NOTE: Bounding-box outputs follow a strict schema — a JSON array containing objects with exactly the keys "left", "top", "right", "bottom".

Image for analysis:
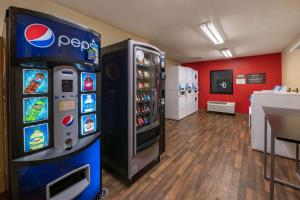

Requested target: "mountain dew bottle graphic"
[
  {"left": 26, "top": 100, "right": 45, "bottom": 123},
  {"left": 29, "top": 128, "right": 45, "bottom": 151}
]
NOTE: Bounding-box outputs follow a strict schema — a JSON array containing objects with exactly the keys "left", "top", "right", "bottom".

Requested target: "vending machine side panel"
[
  {"left": 4, "top": 11, "right": 16, "bottom": 198},
  {"left": 0, "top": 18, "right": 9, "bottom": 198},
  {"left": 101, "top": 40, "right": 130, "bottom": 178}
]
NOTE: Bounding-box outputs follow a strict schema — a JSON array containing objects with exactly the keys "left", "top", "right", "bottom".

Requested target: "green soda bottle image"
[
  {"left": 26, "top": 99, "right": 45, "bottom": 123},
  {"left": 29, "top": 128, "right": 45, "bottom": 151}
]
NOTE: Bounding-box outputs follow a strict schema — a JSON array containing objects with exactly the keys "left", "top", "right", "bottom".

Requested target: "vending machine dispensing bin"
[{"left": 2, "top": 7, "right": 101, "bottom": 200}]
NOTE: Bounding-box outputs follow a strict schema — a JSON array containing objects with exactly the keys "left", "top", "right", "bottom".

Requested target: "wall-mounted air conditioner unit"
[{"left": 207, "top": 101, "right": 236, "bottom": 114}]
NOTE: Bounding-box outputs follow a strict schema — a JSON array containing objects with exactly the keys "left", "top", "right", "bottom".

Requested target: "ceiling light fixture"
[
  {"left": 221, "top": 49, "right": 233, "bottom": 58},
  {"left": 200, "top": 22, "right": 224, "bottom": 45}
]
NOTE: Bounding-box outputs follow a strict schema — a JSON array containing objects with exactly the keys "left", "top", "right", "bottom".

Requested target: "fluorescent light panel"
[
  {"left": 201, "top": 22, "right": 224, "bottom": 45},
  {"left": 221, "top": 49, "right": 232, "bottom": 58}
]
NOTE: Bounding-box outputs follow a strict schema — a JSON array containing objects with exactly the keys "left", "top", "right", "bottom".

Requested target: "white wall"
[{"left": 282, "top": 34, "right": 300, "bottom": 90}]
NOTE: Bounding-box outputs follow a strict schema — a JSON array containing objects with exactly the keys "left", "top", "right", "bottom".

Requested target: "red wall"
[{"left": 183, "top": 53, "right": 282, "bottom": 113}]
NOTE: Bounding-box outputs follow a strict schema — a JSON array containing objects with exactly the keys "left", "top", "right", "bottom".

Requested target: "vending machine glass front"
[{"left": 135, "top": 48, "right": 160, "bottom": 130}]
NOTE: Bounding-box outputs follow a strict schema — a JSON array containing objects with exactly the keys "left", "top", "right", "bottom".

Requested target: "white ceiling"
[{"left": 53, "top": 0, "right": 300, "bottom": 62}]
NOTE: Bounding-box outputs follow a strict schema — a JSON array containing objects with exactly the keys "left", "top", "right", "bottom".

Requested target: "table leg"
[
  {"left": 264, "top": 116, "right": 268, "bottom": 178},
  {"left": 270, "top": 132, "right": 275, "bottom": 200}
]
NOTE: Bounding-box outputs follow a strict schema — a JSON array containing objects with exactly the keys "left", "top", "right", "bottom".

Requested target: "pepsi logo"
[
  {"left": 24, "top": 24, "right": 55, "bottom": 48},
  {"left": 62, "top": 115, "right": 74, "bottom": 127}
]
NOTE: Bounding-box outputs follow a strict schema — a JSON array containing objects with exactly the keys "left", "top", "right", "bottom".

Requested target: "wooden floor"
[{"left": 102, "top": 111, "right": 300, "bottom": 200}]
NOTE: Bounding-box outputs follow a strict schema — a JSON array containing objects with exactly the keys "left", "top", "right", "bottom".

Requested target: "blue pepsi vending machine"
[{"left": 2, "top": 7, "right": 101, "bottom": 200}]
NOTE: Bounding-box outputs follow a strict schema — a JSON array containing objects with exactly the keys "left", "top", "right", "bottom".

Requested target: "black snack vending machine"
[
  {"left": 2, "top": 7, "right": 101, "bottom": 199},
  {"left": 102, "top": 39, "right": 166, "bottom": 182}
]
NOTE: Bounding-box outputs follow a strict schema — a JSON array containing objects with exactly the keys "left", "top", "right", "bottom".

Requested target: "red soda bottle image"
[{"left": 84, "top": 73, "right": 93, "bottom": 91}]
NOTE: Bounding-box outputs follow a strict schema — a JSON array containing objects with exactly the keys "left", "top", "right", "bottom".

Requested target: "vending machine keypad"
[{"left": 53, "top": 66, "right": 78, "bottom": 150}]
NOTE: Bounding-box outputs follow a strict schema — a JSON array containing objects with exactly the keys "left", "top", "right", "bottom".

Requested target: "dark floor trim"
[
  {"left": 206, "top": 111, "right": 236, "bottom": 116},
  {"left": 0, "top": 191, "right": 7, "bottom": 200}
]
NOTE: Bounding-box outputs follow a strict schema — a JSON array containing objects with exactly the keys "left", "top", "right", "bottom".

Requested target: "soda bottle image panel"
[
  {"left": 23, "top": 123, "right": 49, "bottom": 153},
  {"left": 81, "top": 72, "right": 96, "bottom": 92},
  {"left": 81, "top": 93, "right": 96, "bottom": 113},
  {"left": 87, "top": 39, "right": 99, "bottom": 63},
  {"left": 81, "top": 114, "right": 97, "bottom": 136},
  {"left": 23, "top": 69, "right": 48, "bottom": 94},
  {"left": 23, "top": 97, "right": 48, "bottom": 124}
]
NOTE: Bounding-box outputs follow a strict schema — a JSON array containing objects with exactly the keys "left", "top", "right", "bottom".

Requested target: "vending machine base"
[
  {"left": 103, "top": 155, "right": 160, "bottom": 184},
  {"left": 14, "top": 138, "right": 101, "bottom": 200}
]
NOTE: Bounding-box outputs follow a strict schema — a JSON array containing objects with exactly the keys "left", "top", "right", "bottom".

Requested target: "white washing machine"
[
  {"left": 165, "top": 90, "right": 187, "bottom": 120},
  {"left": 165, "top": 66, "right": 187, "bottom": 120}
]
